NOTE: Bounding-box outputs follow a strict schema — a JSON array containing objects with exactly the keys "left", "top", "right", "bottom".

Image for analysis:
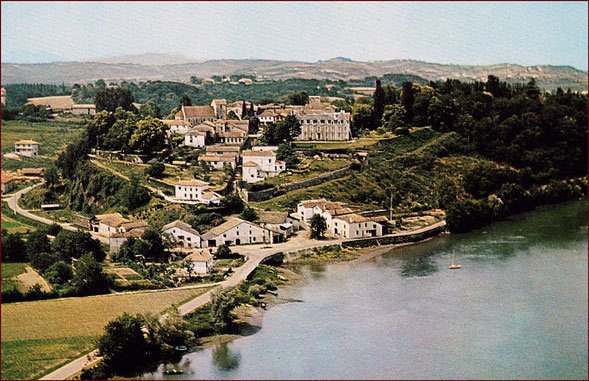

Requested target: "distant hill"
[
  {"left": 82, "top": 53, "right": 202, "bottom": 66},
  {"left": 2, "top": 54, "right": 587, "bottom": 91}
]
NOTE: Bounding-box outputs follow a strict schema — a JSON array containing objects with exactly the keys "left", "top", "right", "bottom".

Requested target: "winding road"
[{"left": 8, "top": 181, "right": 446, "bottom": 379}]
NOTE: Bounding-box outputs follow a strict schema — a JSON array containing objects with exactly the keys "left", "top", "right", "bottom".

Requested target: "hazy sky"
[{"left": 2, "top": 1, "right": 587, "bottom": 70}]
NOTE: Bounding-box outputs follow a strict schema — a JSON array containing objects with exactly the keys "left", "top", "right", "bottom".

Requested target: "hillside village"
[{"left": 1, "top": 73, "right": 586, "bottom": 381}]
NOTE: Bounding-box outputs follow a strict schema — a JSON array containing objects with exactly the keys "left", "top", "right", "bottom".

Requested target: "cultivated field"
[
  {"left": 1, "top": 120, "right": 86, "bottom": 171},
  {"left": 263, "top": 157, "right": 350, "bottom": 186},
  {"left": 1, "top": 287, "right": 212, "bottom": 380}
]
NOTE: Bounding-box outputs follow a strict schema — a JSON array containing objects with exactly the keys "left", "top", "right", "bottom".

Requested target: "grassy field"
[
  {"left": 292, "top": 134, "right": 393, "bottom": 152},
  {"left": 1, "top": 336, "right": 97, "bottom": 380},
  {"left": 262, "top": 157, "right": 350, "bottom": 186},
  {"left": 1, "top": 120, "right": 86, "bottom": 172},
  {"left": 1, "top": 286, "right": 212, "bottom": 380},
  {"left": 1, "top": 120, "right": 86, "bottom": 156},
  {"left": 1, "top": 201, "right": 40, "bottom": 233},
  {"left": 1, "top": 262, "right": 28, "bottom": 292}
]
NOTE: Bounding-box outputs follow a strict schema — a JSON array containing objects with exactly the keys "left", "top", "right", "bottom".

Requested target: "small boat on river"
[{"left": 449, "top": 252, "right": 461, "bottom": 269}]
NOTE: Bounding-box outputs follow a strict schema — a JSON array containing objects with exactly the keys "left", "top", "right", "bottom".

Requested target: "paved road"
[
  {"left": 4, "top": 182, "right": 110, "bottom": 244},
  {"left": 30, "top": 192, "right": 445, "bottom": 380}
]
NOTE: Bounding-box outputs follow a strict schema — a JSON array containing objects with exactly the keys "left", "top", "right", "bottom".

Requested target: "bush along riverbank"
[{"left": 78, "top": 265, "right": 287, "bottom": 380}]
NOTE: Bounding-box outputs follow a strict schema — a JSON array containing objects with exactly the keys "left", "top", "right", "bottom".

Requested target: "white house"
[
  {"left": 241, "top": 150, "right": 285, "bottom": 183},
  {"left": 163, "top": 119, "right": 192, "bottom": 134},
  {"left": 1, "top": 172, "right": 14, "bottom": 194},
  {"left": 252, "top": 145, "right": 279, "bottom": 152},
  {"left": 94, "top": 213, "right": 130, "bottom": 237},
  {"left": 331, "top": 213, "right": 383, "bottom": 239},
  {"left": 296, "top": 199, "right": 350, "bottom": 224},
  {"left": 184, "top": 130, "right": 206, "bottom": 147},
  {"left": 14, "top": 140, "right": 39, "bottom": 157},
  {"left": 205, "top": 145, "right": 241, "bottom": 157},
  {"left": 72, "top": 104, "right": 97, "bottom": 116},
  {"left": 294, "top": 108, "right": 351, "bottom": 141},
  {"left": 175, "top": 105, "right": 216, "bottom": 125},
  {"left": 162, "top": 220, "right": 201, "bottom": 249},
  {"left": 174, "top": 180, "right": 221, "bottom": 204},
  {"left": 184, "top": 249, "right": 214, "bottom": 275},
  {"left": 201, "top": 217, "right": 283, "bottom": 247},
  {"left": 198, "top": 154, "right": 236, "bottom": 170},
  {"left": 219, "top": 131, "right": 246, "bottom": 145}
]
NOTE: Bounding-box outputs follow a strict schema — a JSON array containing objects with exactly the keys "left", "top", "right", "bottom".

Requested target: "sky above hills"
[{"left": 2, "top": 1, "right": 587, "bottom": 70}]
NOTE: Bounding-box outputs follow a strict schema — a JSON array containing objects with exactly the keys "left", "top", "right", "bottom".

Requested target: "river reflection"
[
  {"left": 140, "top": 199, "right": 587, "bottom": 380},
  {"left": 212, "top": 343, "right": 241, "bottom": 371}
]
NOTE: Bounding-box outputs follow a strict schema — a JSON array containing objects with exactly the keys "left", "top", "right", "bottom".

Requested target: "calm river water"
[{"left": 142, "top": 199, "right": 588, "bottom": 380}]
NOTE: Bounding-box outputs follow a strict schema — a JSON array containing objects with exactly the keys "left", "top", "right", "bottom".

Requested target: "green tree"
[
  {"left": 97, "top": 313, "right": 150, "bottom": 371},
  {"left": 52, "top": 230, "right": 105, "bottom": 262},
  {"left": 351, "top": 104, "right": 374, "bottom": 134},
  {"left": 25, "top": 230, "right": 52, "bottom": 260},
  {"left": 276, "top": 142, "right": 298, "bottom": 168},
  {"left": 382, "top": 104, "right": 406, "bottom": 130},
  {"left": 215, "top": 244, "right": 232, "bottom": 259},
  {"left": 72, "top": 253, "right": 111, "bottom": 295},
  {"left": 1, "top": 231, "right": 26, "bottom": 262},
  {"left": 141, "top": 228, "right": 167, "bottom": 261},
  {"left": 179, "top": 94, "right": 192, "bottom": 107},
  {"left": 210, "top": 288, "right": 239, "bottom": 331},
  {"left": 310, "top": 214, "right": 327, "bottom": 239},
  {"left": 400, "top": 82, "right": 415, "bottom": 124},
  {"left": 247, "top": 116, "right": 260, "bottom": 134},
  {"left": 129, "top": 117, "right": 168, "bottom": 154},
  {"left": 139, "top": 101, "right": 162, "bottom": 119},
  {"left": 145, "top": 162, "right": 165, "bottom": 178},
  {"left": 227, "top": 110, "right": 239, "bottom": 120},
  {"left": 286, "top": 91, "right": 308, "bottom": 106},
  {"left": 120, "top": 175, "right": 151, "bottom": 211},
  {"left": 44, "top": 261, "right": 73, "bottom": 285},
  {"left": 47, "top": 223, "right": 63, "bottom": 237},
  {"left": 30, "top": 252, "right": 60, "bottom": 273},
  {"left": 44, "top": 165, "right": 60, "bottom": 190},
  {"left": 273, "top": 115, "right": 301, "bottom": 143},
  {"left": 95, "top": 87, "right": 135, "bottom": 113},
  {"left": 373, "top": 79, "right": 385, "bottom": 127},
  {"left": 240, "top": 207, "right": 258, "bottom": 222}
]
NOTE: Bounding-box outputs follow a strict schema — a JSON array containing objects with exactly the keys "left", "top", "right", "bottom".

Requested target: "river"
[{"left": 141, "top": 199, "right": 588, "bottom": 380}]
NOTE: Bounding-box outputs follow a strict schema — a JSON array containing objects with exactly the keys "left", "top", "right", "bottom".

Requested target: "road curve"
[{"left": 4, "top": 182, "right": 110, "bottom": 244}]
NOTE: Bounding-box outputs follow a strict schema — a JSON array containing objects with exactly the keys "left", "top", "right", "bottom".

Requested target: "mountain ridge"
[{"left": 1, "top": 54, "right": 586, "bottom": 91}]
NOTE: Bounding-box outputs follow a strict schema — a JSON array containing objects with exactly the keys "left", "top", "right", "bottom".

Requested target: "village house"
[
  {"left": 293, "top": 96, "right": 351, "bottom": 141},
  {"left": 210, "top": 99, "right": 227, "bottom": 119},
  {"left": 258, "top": 109, "right": 293, "bottom": 126},
  {"left": 184, "top": 249, "right": 214, "bottom": 275},
  {"left": 296, "top": 198, "right": 385, "bottom": 238},
  {"left": 296, "top": 199, "right": 351, "bottom": 224},
  {"left": 109, "top": 229, "right": 144, "bottom": 254},
  {"left": 252, "top": 145, "right": 279, "bottom": 152},
  {"left": 162, "top": 220, "right": 202, "bottom": 249},
  {"left": 162, "top": 119, "right": 192, "bottom": 134},
  {"left": 174, "top": 179, "right": 221, "bottom": 204},
  {"left": 219, "top": 131, "right": 246, "bottom": 145},
  {"left": 205, "top": 145, "right": 241, "bottom": 157},
  {"left": 198, "top": 154, "right": 236, "bottom": 170},
  {"left": 254, "top": 210, "right": 296, "bottom": 237},
  {"left": 201, "top": 217, "right": 284, "bottom": 247},
  {"left": 175, "top": 105, "right": 216, "bottom": 125},
  {"left": 14, "top": 140, "right": 40, "bottom": 157},
  {"left": 241, "top": 150, "right": 285, "bottom": 183},
  {"left": 331, "top": 213, "right": 384, "bottom": 239},
  {"left": 94, "top": 213, "right": 131, "bottom": 237},
  {"left": 71, "top": 104, "right": 97, "bottom": 116},
  {"left": 1, "top": 87, "right": 6, "bottom": 105},
  {"left": 20, "top": 168, "right": 44, "bottom": 177},
  {"left": 1, "top": 172, "right": 14, "bottom": 194},
  {"left": 226, "top": 101, "right": 251, "bottom": 119},
  {"left": 184, "top": 130, "right": 206, "bottom": 147}
]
